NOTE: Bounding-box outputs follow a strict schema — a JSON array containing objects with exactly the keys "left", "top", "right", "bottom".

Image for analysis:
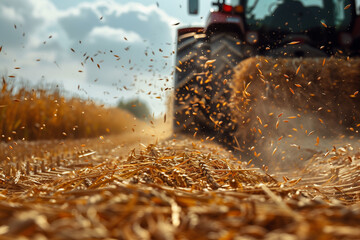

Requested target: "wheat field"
[{"left": 0, "top": 75, "right": 134, "bottom": 141}]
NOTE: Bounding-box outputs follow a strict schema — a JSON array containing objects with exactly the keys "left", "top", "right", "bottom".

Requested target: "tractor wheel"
[
  {"left": 174, "top": 32, "right": 209, "bottom": 135},
  {"left": 208, "top": 33, "right": 244, "bottom": 144},
  {"left": 174, "top": 32, "right": 243, "bottom": 145}
]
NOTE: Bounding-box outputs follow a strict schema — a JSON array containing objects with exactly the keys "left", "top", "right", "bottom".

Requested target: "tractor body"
[{"left": 174, "top": 0, "right": 360, "bottom": 148}]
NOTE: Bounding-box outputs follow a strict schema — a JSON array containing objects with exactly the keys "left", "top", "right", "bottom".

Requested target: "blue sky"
[
  {"left": 0, "top": 0, "right": 211, "bottom": 116},
  {"left": 1, "top": 0, "right": 360, "bottom": 116}
]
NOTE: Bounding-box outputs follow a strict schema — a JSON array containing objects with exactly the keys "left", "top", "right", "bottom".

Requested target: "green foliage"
[{"left": 117, "top": 98, "right": 150, "bottom": 119}]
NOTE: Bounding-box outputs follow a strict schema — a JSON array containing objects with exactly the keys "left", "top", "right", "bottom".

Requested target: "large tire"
[
  {"left": 174, "top": 32, "right": 210, "bottom": 134},
  {"left": 208, "top": 33, "right": 244, "bottom": 145},
  {"left": 174, "top": 32, "right": 243, "bottom": 145}
]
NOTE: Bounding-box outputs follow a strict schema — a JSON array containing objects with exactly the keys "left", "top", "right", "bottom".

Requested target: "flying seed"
[
  {"left": 291, "top": 144, "right": 300, "bottom": 149},
  {"left": 289, "top": 87, "right": 294, "bottom": 94},
  {"left": 288, "top": 41, "right": 300, "bottom": 45},
  {"left": 205, "top": 59, "right": 216, "bottom": 68},
  {"left": 175, "top": 66, "right": 182, "bottom": 72},
  {"left": 272, "top": 147, "right": 277, "bottom": 155},
  {"left": 315, "top": 136, "right": 320, "bottom": 146},
  {"left": 256, "top": 116, "right": 262, "bottom": 125}
]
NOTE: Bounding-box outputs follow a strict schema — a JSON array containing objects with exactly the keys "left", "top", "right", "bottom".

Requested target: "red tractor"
[{"left": 174, "top": 0, "right": 360, "bottom": 145}]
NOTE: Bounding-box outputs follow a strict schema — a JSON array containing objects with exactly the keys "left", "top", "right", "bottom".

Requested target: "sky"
[
  {"left": 0, "top": 0, "right": 212, "bottom": 116},
  {"left": 2, "top": 0, "right": 358, "bottom": 116}
]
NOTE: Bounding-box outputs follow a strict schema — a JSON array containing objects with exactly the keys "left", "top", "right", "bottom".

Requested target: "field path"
[{"left": 1, "top": 120, "right": 360, "bottom": 239}]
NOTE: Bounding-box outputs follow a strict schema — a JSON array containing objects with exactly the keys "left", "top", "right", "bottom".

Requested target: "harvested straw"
[{"left": 0, "top": 138, "right": 359, "bottom": 239}]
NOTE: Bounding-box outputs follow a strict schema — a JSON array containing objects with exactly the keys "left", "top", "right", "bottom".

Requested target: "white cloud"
[
  {"left": 1, "top": 6, "right": 25, "bottom": 23},
  {"left": 89, "top": 26, "right": 142, "bottom": 43},
  {"left": 29, "top": 0, "right": 59, "bottom": 25},
  {"left": 0, "top": 0, "right": 176, "bottom": 116},
  {"left": 59, "top": 0, "right": 178, "bottom": 24},
  {"left": 58, "top": 0, "right": 178, "bottom": 43}
]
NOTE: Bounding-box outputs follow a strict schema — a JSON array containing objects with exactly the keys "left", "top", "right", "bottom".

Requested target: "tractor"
[{"left": 174, "top": 0, "right": 360, "bottom": 148}]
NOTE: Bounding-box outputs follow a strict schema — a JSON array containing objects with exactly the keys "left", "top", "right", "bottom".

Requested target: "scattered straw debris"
[
  {"left": 230, "top": 57, "right": 360, "bottom": 165},
  {"left": 0, "top": 137, "right": 359, "bottom": 239}
]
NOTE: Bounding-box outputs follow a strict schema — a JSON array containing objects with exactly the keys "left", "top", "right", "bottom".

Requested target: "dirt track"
[{"left": 1, "top": 118, "right": 360, "bottom": 239}]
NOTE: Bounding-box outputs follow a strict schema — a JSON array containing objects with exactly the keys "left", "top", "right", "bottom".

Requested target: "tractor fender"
[{"left": 205, "top": 11, "right": 245, "bottom": 37}]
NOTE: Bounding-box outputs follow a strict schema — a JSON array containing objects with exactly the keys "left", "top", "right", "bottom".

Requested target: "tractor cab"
[
  {"left": 243, "top": 0, "right": 356, "bottom": 56},
  {"left": 243, "top": 0, "right": 354, "bottom": 32},
  {"left": 189, "top": 0, "right": 358, "bottom": 56}
]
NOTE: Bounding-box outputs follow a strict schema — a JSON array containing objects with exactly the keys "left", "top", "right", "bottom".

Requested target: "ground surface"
[
  {"left": 1, "top": 57, "right": 360, "bottom": 239},
  {"left": 1, "top": 118, "right": 360, "bottom": 239}
]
